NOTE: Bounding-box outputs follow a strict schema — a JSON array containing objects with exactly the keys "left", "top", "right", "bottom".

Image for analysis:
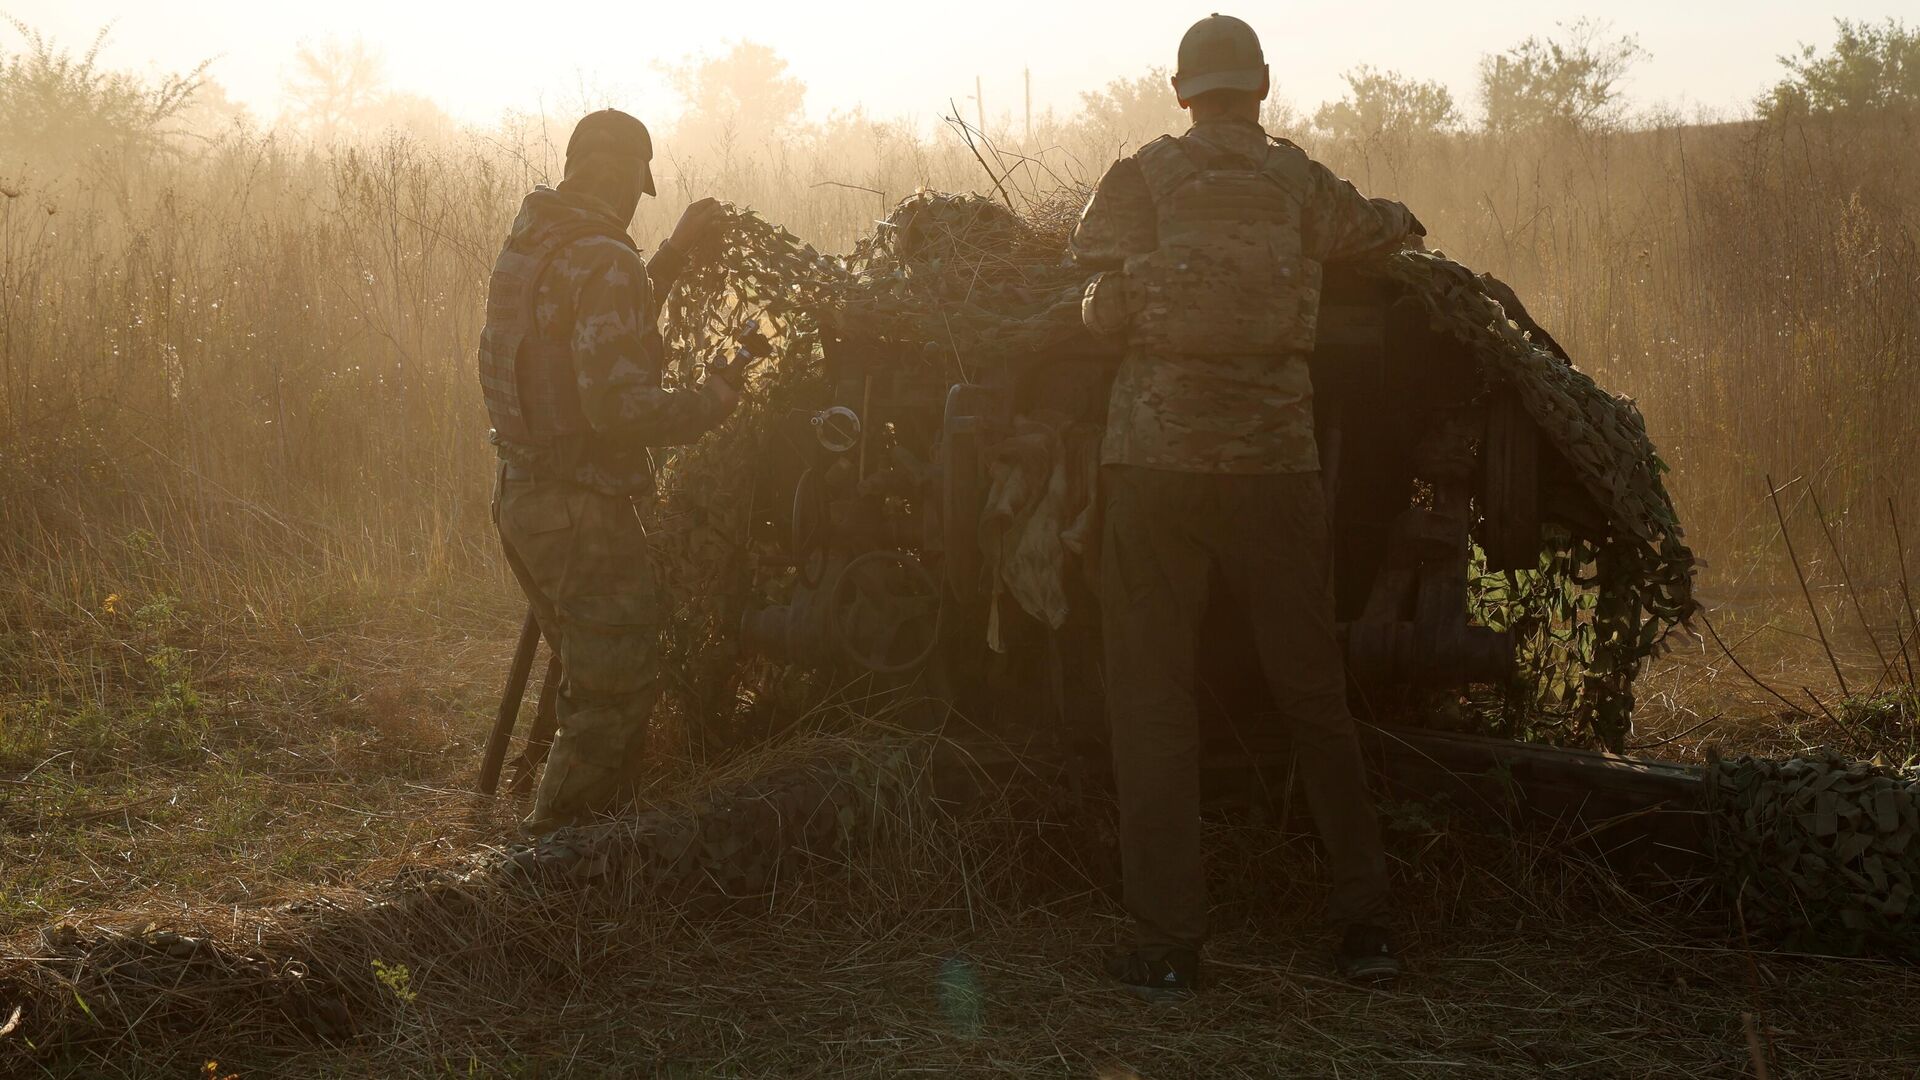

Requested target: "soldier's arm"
[
  {"left": 1069, "top": 158, "right": 1158, "bottom": 270},
  {"left": 1301, "top": 160, "right": 1424, "bottom": 264},
  {"left": 643, "top": 240, "right": 689, "bottom": 322},
  {"left": 569, "top": 238, "right": 725, "bottom": 448}
]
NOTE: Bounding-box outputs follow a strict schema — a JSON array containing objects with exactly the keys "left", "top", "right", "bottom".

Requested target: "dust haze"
[{"left": 3, "top": 8, "right": 1920, "bottom": 1076}]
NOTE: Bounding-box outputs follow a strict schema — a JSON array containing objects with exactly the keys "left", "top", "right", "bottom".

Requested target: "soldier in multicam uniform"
[
  {"left": 478, "top": 109, "right": 741, "bottom": 835},
  {"left": 1072, "top": 15, "right": 1425, "bottom": 992}
]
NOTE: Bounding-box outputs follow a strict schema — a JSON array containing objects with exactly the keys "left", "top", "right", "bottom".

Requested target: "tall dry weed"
[{"left": 0, "top": 108, "right": 1915, "bottom": 681}]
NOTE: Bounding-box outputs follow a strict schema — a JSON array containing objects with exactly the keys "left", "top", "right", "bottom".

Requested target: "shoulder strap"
[
  {"left": 1135, "top": 135, "right": 1202, "bottom": 204},
  {"left": 1254, "top": 137, "right": 1308, "bottom": 190},
  {"left": 511, "top": 221, "right": 637, "bottom": 328},
  {"left": 512, "top": 218, "right": 634, "bottom": 263}
]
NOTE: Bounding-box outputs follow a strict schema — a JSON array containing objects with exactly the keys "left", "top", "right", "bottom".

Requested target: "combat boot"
[
  {"left": 1336, "top": 924, "right": 1401, "bottom": 983},
  {"left": 1103, "top": 946, "right": 1201, "bottom": 1002}
]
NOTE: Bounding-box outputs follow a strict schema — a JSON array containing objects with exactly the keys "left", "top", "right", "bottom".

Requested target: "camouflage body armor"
[
  {"left": 1082, "top": 125, "right": 1369, "bottom": 475},
  {"left": 1125, "top": 134, "right": 1320, "bottom": 357},
  {"left": 477, "top": 218, "right": 637, "bottom": 457}
]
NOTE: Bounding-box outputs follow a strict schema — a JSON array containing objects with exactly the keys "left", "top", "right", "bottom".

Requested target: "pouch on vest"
[
  {"left": 1081, "top": 270, "right": 1139, "bottom": 340},
  {"left": 1128, "top": 236, "right": 1318, "bottom": 356}
]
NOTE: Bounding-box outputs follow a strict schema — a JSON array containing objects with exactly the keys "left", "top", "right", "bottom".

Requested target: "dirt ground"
[
  {"left": 4, "top": 589, "right": 1918, "bottom": 1078},
  {"left": 238, "top": 889, "right": 1920, "bottom": 1079}
]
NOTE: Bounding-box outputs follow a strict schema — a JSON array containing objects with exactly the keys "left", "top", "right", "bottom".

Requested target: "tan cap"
[
  {"left": 566, "top": 109, "right": 656, "bottom": 196},
  {"left": 1174, "top": 14, "right": 1268, "bottom": 100}
]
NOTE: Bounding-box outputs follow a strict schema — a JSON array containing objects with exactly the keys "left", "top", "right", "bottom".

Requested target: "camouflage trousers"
[
  {"left": 1101, "top": 465, "right": 1392, "bottom": 952},
  {"left": 493, "top": 463, "right": 664, "bottom": 833}
]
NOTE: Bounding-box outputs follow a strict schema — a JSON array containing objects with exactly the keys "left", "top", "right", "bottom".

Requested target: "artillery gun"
[
  {"left": 737, "top": 266, "right": 1552, "bottom": 720},
  {"left": 485, "top": 191, "right": 1704, "bottom": 871}
]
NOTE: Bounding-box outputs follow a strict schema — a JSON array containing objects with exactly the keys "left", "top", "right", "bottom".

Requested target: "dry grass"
[
  {"left": 254, "top": 906, "right": 1920, "bottom": 1078},
  {"left": 3, "top": 58, "right": 1920, "bottom": 1079},
  {"left": 0, "top": 556, "right": 517, "bottom": 937},
  {"left": 6, "top": 722, "right": 1918, "bottom": 1078},
  {"left": 3, "top": 112, "right": 1915, "bottom": 573},
  {"left": 1635, "top": 606, "right": 1919, "bottom": 765}
]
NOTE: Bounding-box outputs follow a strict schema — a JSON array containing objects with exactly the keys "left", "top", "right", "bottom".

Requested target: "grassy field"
[
  {"left": 6, "top": 721, "right": 1920, "bottom": 1078},
  {"left": 3, "top": 41, "right": 1920, "bottom": 1075}
]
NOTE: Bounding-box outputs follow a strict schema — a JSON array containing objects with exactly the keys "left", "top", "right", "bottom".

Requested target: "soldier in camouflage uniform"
[
  {"left": 479, "top": 110, "right": 741, "bottom": 835},
  {"left": 1071, "top": 15, "right": 1424, "bottom": 991}
]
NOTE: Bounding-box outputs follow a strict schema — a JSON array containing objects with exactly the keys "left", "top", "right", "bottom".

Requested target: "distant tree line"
[
  {"left": 1759, "top": 18, "right": 1919, "bottom": 120},
  {"left": 1057, "top": 18, "right": 1917, "bottom": 147},
  {"left": 1330, "top": 17, "right": 1916, "bottom": 140},
  {"left": 0, "top": 18, "right": 207, "bottom": 159},
  {"left": 2, "top": 17, "right": 1915, "bottom": 163}
]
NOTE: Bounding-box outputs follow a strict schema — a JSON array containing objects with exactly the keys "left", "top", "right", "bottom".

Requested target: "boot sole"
[
  {"left": 1341, "top": 959, "right": 1402, "bottom": 984},
  {"left": 1117, "top": 983, "right": 1195, "bottom": 1004}
]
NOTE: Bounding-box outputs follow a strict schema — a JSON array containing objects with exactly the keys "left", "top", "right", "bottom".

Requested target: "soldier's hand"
[
  {"left": 703, "top": 372, "right": 742, "bottom": 419},
  {"left": 669, "top": 198, "right": 729, "bottom": 263}
]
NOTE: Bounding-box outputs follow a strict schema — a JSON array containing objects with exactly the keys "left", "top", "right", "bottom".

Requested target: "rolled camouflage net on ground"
[{"left": 1709, "top": 751, "right": 1920, "bottom": 956}]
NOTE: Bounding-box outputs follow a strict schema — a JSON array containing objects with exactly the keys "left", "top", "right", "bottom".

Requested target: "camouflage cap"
[
  {"left": 1174, "top": 14, "right": 1268, "bottom": 101},
  {"left": 566, "top": 109, "right": 656, "bottom": 196}
]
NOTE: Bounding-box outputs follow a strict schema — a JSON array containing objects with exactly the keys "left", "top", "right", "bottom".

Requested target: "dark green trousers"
[
  {"left": 493, "top": 464, "right": 665, "bottom": 833},
  {"left": 1100, "top": 465, "right": 1391, "bottom": 951}
]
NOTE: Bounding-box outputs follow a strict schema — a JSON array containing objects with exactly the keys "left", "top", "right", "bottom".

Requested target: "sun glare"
[{"left": 5, "top": 0, "right": 1895, "bottom": 131}]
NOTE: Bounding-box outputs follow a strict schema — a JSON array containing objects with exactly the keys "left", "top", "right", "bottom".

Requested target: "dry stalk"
[
  {"left": 1889, "top": 498, "right": 1920, "bottom": 687},
  {"left": 1766, "top": 474, "right": 1850, "bottom": 698},
  {"left": 1809, "top": 489, "right": 1895, "bottom": 683}
]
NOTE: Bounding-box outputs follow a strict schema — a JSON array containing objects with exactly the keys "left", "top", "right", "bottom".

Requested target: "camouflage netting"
[
  {"left": 1709, "top": 751, "right": 1920, "bottom": 956},
  {"left": 1376, "top": 255, "right": 1697, "bottom": 749},
  {"left": 645, "top": 193, "right": 1100, "bottom": 749},
  {"left": 645, "top": 189, "right": 1694, "bottom": 752}
]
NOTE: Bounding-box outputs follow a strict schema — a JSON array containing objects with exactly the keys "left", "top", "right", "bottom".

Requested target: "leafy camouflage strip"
[
  {"left": 1363, "top": 253, "right": 1691, "bottom": 561},
  {"left": 1361, "top": 252, "right": 1696, "bottom": 749},
  {"left": 834, "top": 192, "right": 1092, "bottom": 363},
  {"left": 0, "top": 738, "right": 938, "bottom": 1059},
  {"left": 661, "top": 192, "right": 1091, "bottom": 374},
  {"left": 1708, "top": 751, "right": 1920, "bottom": 957}
]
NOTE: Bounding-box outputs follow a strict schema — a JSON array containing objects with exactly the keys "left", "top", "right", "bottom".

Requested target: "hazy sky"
[{"left": 7, "top": 1, "right": 1909, "bottom": 129}]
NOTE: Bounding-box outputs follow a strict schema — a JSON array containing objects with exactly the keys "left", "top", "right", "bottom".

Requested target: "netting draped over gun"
[
  {"left": 714, "top": 318, "right": 776, "bottom": 385},
  {"left": 482, "top": 191, "right": 1697, "bottom": 779}
]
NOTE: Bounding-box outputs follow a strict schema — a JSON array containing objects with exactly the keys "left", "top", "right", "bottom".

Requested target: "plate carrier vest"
[
  {"left": 1127, "top": 133, "right": 1318, "bottom": 356},
  {"left": 477, "top": 218, "right": 638, "bottom": 448}
]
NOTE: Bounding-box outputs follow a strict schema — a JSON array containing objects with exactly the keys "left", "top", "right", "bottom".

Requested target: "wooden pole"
[
  {"left": 1024, "top": 67, "right": 1032, "bottom": 145},
  {"left": 975, "top": 74, "right": 986, "bottom": 135},
  {"left": 479, "top": 607, "right": 542, "bottom": 795}
]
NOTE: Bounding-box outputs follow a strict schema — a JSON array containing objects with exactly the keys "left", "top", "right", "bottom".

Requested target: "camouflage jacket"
[
  {"left": 1071, "top": 117, "right": 1419, "bottom": 474},
  {"left": 492, "top": 186, "right": 721, "bottom": 495}
]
